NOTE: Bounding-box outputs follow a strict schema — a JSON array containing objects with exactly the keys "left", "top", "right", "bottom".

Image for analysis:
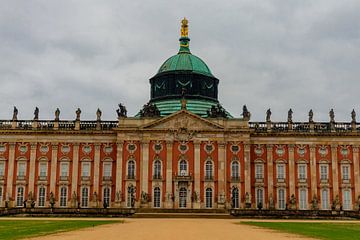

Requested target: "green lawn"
[
  {"left": 0, "top": 219, "right": 119, "bottom": 240},
  {"left": 242, "top": 221, "right": 360, "bottom": 240}
]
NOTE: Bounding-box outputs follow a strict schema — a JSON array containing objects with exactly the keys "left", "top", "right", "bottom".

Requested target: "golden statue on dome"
[{"left": 181, "top": 17, "right": 188, "bottom": 37}]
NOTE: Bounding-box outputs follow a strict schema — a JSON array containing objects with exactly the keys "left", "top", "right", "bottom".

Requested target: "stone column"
[
  {"left": 288, "top": 144, "right": 295, "bottom": 196},
  {"left": 93, "top": 144, "right": 101, "bottom": 194},
  {"left": 6, "top": 143, "right": 16, "bottom": 205},
  {"left": 353, "top": 146, "right": 360, "bottom": 202},
  {"left": 71, "top": 143, "right": 79, "bottom": 194},
  {"left": 244, "top": 143, "right": 251, "bottom": 199},
  {"left": 310, "top": 145, "right": 317, "bottom": 199},
  {"left": 28, "top": 143, "right": 37, "bottom": 193},
  {"left": 193, "top": 141, "right": 201, "bottom": 209},
  {"left": 49, "top": 143, "right": 58, "bottom": 194},
  {"left": 217, "top": 142, "right": 226, "bottom": 208},
  {"left": 165, "top": 141, "right": 173, "bottom": 208},
  {"left": 140, "top": 141, "right": 149, "bottom": 207},
  {"left": 267, "top": 145, "right": 274, "bottom": 203},
  {"left": 331, "top": 144, "right": 339, "bottom": 198},
  {"left": 115, "top": 141, "right": 123, "bottom": 207}
]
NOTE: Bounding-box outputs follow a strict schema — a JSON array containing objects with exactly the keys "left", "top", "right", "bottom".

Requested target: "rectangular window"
[
  {"left": 343, "top": 190, "right": 351, "bottom": 210},
  {"left": 17, "top": 162, "right": 26, "bottom": 177},
  {"left": 342, "top": 165, "right": 350, "bottom": 180},
  {"left": 0, "top": 187, "right": 2, "bottom": 207},
  {"left": 298, "top": 164, "right": 306, "bottom": 180},
  {"left": 256, "top": 188, "right": 263, "bottom": 209},
  {"left": 60, "top": 187, "right": 67, "bottom": 207},
  {"left": 81, "top": 187, "right": 89, "bottom": 207},
  {"left": 38, "top": 187, "right": 46, "bottom": 207},
  {"left": 299, "top": 189, "right": 307, "bottom": 210},
  {"left": 322, "top": 189, "right": 329, "bottom": 209},
  {"left": 16, "top": 187, "right": 24, "bottom": 207},
  {"left": 277, "top": 164, "right": 285, "bottom": 179},
  {"left": 60, "top": 162, "right": 69, "bottom": 177},
  {"left": 0, "top": 162, "right": 5, "bottom": 176},
  {"left": 103, "top": 163, "right": 112, "bottom": 177},
  {"left": 320, "top": 165, "right": 328, "bottom": 180},
  {"left": 278, "top": 189, "right": 285, "bottom": 209},
  {"left": 255, "top": 164, "right": 263, "bottom": 179},
  {"left": 39, "top": 162, "right": 47, "bottom": 177},
  {"left": 82, "top": 162, "right": 90, "bottom": 177}
]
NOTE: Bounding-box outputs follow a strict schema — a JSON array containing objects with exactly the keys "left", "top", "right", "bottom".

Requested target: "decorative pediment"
[{"left": 141, "top": 110, "right": 224, "bottom": 131}]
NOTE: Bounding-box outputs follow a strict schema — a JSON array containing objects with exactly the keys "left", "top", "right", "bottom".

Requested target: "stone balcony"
[{"left": 174, "top": 174, "right": 193, "bottom": 182}]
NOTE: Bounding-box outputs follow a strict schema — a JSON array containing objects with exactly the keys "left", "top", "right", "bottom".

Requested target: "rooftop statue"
[
  {"left": 207, "top": 103, "right": 227, "bottom": 118},
  {"left": 34, "top": 107, "right": 39, "bottom": 120},
  {"left": 329, "top": 108, "right": 335, "bottom": 123},
  {"left": 266, "top": 108, "right": 271, "bottom": 122},
  {"left": 181, "top": 17, "right": 188, "bottom": 37},
  {"left": 309, "top": 109, "right": 314, "bottom": 123},
  {"left": 287, "top": 108, "right": 293, "bottom": 123},
  {"left": 55, "top": 108, "right": 60, "bottom": 121},
  {"left": 76, "top": 108, "right": 81, "bottom": 121},
  {"left": 116, "top": 103, "right": 127, "bottom": 118},
  {"left": 352, "top": 109, "right": 356, "bottom": 123},
  {"left": 12, "top": 106, "right": 18, "bottom": 121},
  {"left": 140, "top": 102, "right": 160, "bottom": 117},
  {"left": 96, "top": 108, "right": 102, "bottom": 121},
  {"left": 242, "top": 105, "right": 251, "bottom": 120}
]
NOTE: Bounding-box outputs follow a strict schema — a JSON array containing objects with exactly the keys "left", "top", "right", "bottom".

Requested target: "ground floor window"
[
  {"left": 0, "top": 186, "right": 2, "bottom": 207},
  {"left": 343, "top": 189, "right": 351, "bottom": 210},
  {"left": 38, "top": 187, "right": 46, "bottom": 207},
  {"left": 60, "top": 187, "right": 67, "bottom": 207},
  {"left": 16, "top": 187, "right": 24, "bottom": 207},
  {"left": 103, "top": 187, "right": 110, "bottom": 207},
  {"left": 299, "top": 189, "right": 307, "bottom": 210},
  {"left": 81, "top": 187, "right": 89, "bottom": 207},
  {"left": 127, "top": 185, "right": 135, "bottom": 208},
  {"left": 154, "top": 187, "right": 161, "bottom": 208},
  {"left": 321, "top": 188, "right": 329, "bottom": 209},
  {"left": 232, "top": 187, "right": 239, "bottom": 209},
  {"left": 205, "top": 188, "right": 212, "bottom": 208},
  {"left": 278, "top": 189, "right": 285, "bottom": 210},
  {"left": 256, "top": 188, "right": 263, "bottom": 209}
]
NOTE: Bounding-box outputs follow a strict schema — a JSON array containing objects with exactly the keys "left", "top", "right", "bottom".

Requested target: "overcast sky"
[{"left": 0, "top": 0, "right": 359, "bottom": 122}]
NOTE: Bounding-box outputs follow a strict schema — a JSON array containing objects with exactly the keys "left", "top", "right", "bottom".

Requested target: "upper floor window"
[
  {"left": 17, "top": 162, "right": 26, "bottom": 177},
  {"left": 255, "top": 164, "right": 264, "bottom": 179},
  {"left": 127, "top": 160, "right": 135, "bottom": 179},
  {"left": 153, "top": 160, "right": 161, "bottom": 179},
  {"left": 179, "top": 159, "right": 188, "bottom": 176},
  {"left": 277, "top": 164, "right": 285, "bottom": 179},
  {"left": 231, "top": 161, "right": 239, "bottom": 178},
  {"left": 60, "top": 162, "right": 69, "bottom": 177},
  {"left": 39, "top": 162, "right": 47, "bottom": 177},
  {"left": 298, "top": 164, "right": 306, "bottom": 180},
  {"left": 342, "top": 165, "right": 350, "bottom": 180},
  {"left": 81, "top": 162, "right": 90, "bottom": 177},
  {"left": 103, "top": 162, "right": 112, "bottom": 177},
  {"left": 0, "top": 162, "right": 5, "bottom": 176},
  {"left": 320, "top": 164, "right": 329, "bottom": 180},
  {"left": 205, "top": 160, "right": 213, "bottom": 179}
]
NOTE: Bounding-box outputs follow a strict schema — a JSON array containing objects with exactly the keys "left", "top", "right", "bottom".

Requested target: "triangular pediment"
[{"left": 141, "top": 110, "right": 224, "bottom": 130}]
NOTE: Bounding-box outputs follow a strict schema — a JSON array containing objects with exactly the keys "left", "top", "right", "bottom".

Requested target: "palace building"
[{"left": 0, "top": 18, "right": 359, "bottom": 212}]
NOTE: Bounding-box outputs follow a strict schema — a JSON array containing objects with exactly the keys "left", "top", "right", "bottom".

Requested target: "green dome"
[{"left": 158, "top": 52, "right": 213, "bottom": 77}]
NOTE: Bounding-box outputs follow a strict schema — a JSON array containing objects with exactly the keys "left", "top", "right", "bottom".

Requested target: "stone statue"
[
  {"left": 141, "top": 191, "right": 149, "bottom": 204},
  {"left": 12, "top": 106, "right": 18, "bottom": 121},
  {"left": 193, "top": 191, "right": 199, "bottom": 203},
  {"left": 115, "top": 191, "right": 121, "bottom": 202},
  {"left": 266, "top": 109, "right": 271, "bottom": 122},
  {"left": 218, "top": 193, "right": 225, "bottom": 204},
  {"left": 28, "top": 191, "right": 34, "bottom": 201},
  {"left": 329, "top": 109, "right": 335, "bottom": 123},
  {"left": 49, "top": 191, "right": 55, "bottom": 208},
  {"left": 245, "top": 192, "right": 250, "bottom": 204},
  {"left": 207, "top": 104, "right": 227, "bottom": 118},
  {"left": 309, "top": 109, "right": 314, "bottom": 123},
  {"left": 242, "top": 105, "right": 251, "bottom": 120},
  {"left": 93, "top": 191, "right": 99, "bottom": 207},
  {"left": 139, "top": 102, "right": 160, "bottom": 118},
  {"left": 71, "top": 191, "right": 77, "bottom": 208},
  {"left": 116, "top": 103, "right": 127, "bottom": 118},
  {"left": 332, "top": 194, "right": 340, "bottom": 210},
  {"left": 289, "top": 194, "right": 296, "bottom": 210},
  {"left": 311, "top": 194, "right": 318, "bottom": 210},
  {"left": 352, "top": 109, "right": 356, "bottom": 123},
  {"left": 55, "top": 108, "right": 60, "bottom": 121},
  {"left": 269, "top": 193, "right": 275, "bottom": 210},
  {"left": 75, "top": 108, "right": 81, "bottom": 121},
  {"left": 357, "top": 195, "right": 360, "bottom": 211},
  {"left": 34, "top": 107, "right": 39, "bottom": 120},
  {"left": 288, "top": 108, "right": 293, "bottom": 123},
  {"left": 96, "top": 108, "right": 102, "bottom": 121}
]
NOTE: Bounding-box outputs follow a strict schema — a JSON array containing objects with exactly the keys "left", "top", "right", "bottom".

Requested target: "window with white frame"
[
  {"left": 60, "top": 162, "right": 69, "bottom": 177},
  {"left": 127, "top": 160, "right": 135, "bottom": 179},
  {"left": 205, "top": 188, "right": 213, "bottom": 208},
  {"left": 103, "top": 162, "right": 112, "bottom": 177},
  {"left": 343, "top": 189, "right": 351, "bottom": 210},
  {"left": 179, "top": 159, "right": 188, "bottom": 176},
  {"left": 256, "top": 188, "right": 264, "bottom": 208},
  {"left": 38, "top": 187, "right": 46, "bottom": 207},
  {"left": 17, "top": 162, "right": 26, "bottom": 177},
  {"left": 0, "top": 162, "right": 5, "bottom": 176},
  {"left": 103, "top": 187, "right": 110, "bottom": 207},
  {"left": 321, "top": 188, "right": 329, "bottom": 209},
  {"left": 16, "top": 186, "right": 24, "bottom": 207},
  {"left": 81, "top": 162, "right": 90, "bottom": 177},
  {"left": 0, "top": 186, "right": 2, "bottom": 207},
  {"left": 60, "top": 187, "right": 67, "bottom": 207},
  {"left": 39, "top": 162, "right": 47, "bottom": 177},
  {"left": 205, "top": 160, "right": 213, "bottom": 179},
  {"left": 81, "top": 187, "right": 89, "bottom": 207},
  {"left": 278, "top": 188, "right": 286, "bottom": 209},
  {"left": 298, "top": 164, "right": 306, "bottom": 180},
  {"left": 342, "top": 165, "right": 350, "bottom": 180},
  {"left": 153, "top": 160, "right": 161, "bottom": 179},
  {"left": 153, "top": 187, "right": 161, "bottom": 208},
  {"left": 320, "top": 164, "right": 329, "bottom": 180},
  {"left": 277, "top": 164, "right": 285, "bottom": 179},
  {"left": 299, "top": 189, "right": 307, "bottom": 210},
  {"left": 255, "top": 164, "right": 264, "bottom": 179},
  {"left": 231, "top": 161, "right": 240, "bottom": 179}
]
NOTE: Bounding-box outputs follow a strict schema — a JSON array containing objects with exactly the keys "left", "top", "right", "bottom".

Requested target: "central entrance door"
[{"left": 179, "top": 187, "right": 187, "bottom": 208}]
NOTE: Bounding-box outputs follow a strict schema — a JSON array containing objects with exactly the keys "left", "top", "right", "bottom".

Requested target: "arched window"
[
  {"left": 321, "top": 188, "right": 329, "bottom": 209},
  {"left": 278, "top": 188, "right": 285, "bottom": 210},
  {"left": 153, "top": 160, "right": 162, "bottom": 179},
  {"left": 205, "top": 188, "right": 213, "bottom": 208},
  {"left": 343, "top": 189, "right": 351, "bottom": 210},
  {"left": 127, "top": 160, "right": 135, "bottom": 179},
  {"left": 60, "top": 187, "right": 67, "bottom": 207},
  {"left": 256, "top": 188, "right": 263, "bottom": 209},
  {"left": 299, "top": 188, "right": 307, "bottom": 210},
  {"left": 81, "top": 187, "right": 89, "bottom": 207},
  {"left": 232, "top": 187, "right": 239, "bottom": 209},
  {"left": 179, "top": 160, "right": 188, "bottom": 176},
  {"left": 38, "top": 187, "right": 46, "bottom": 207},
  {"left": 153, "top": 187, "right": 161, "bottom": 208},
  {"left": 205, "top": 160, "right": 213, "bottom": 179},
  {"left": 16, "top": 186, "right": 24, "bottom": 207},
  {"left": 103, "top": 187, "right": 110, "bottom": 207},
  {"left": 231, "top": 161, "right": 240, "bottom": 180}
]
